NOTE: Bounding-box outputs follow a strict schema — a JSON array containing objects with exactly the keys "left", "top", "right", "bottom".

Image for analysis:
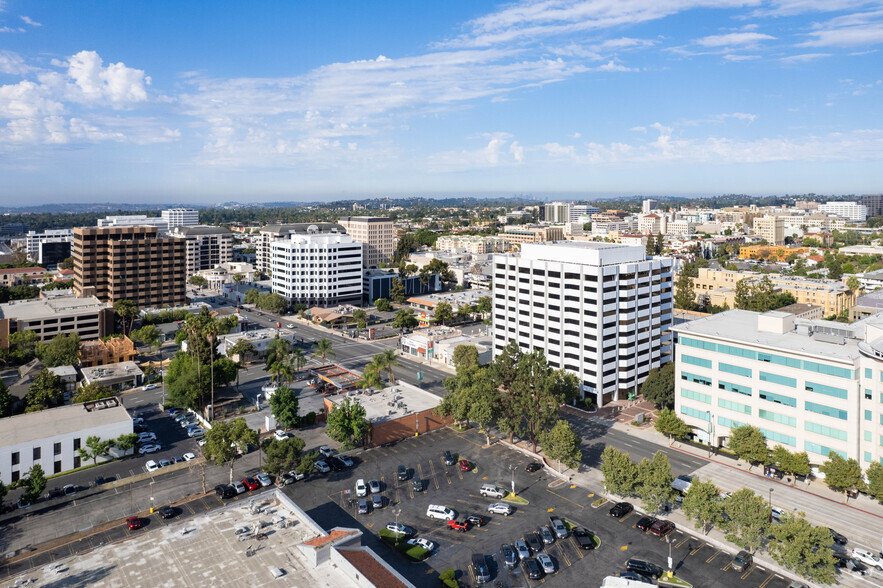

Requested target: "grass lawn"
[{"left": 503, "top": 492, "right": 529, "bottom": 504}]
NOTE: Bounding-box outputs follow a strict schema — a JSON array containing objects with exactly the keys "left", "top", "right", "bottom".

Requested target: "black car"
[
  {"left": 609, "top": 502, "right": 634, "bottom": 518},
  {"left": 525, "top": 462, "right": 542, "bottom": 472},
  {"left": 214, "top": 484, "right": 235, "bottom": 499},
  {"left": 573, "top": 528, "right": 596, "bottom": 550},
  {"left": 829, "top": 528, "right": 848, "bottom": 545},
  {"left": 412, "top": 478, "right": 423, "bottom": 492},
  {"left": 522, "top": 558, "right": 543, "bottom": 579},
  {"left": 500, "top": 544, "right": 518, "bottom": 569},
  {"left": 635, "top": 516, "right": 657, "bottom": 531},
  {"left": 524, "top": 532, "right": 543, "bottom": 553},
  {"left": 443, "top": 451, "right": 456, "bottom": 466},
  {"left": 160, "top": 506, "right": 176, "bottom": 519},
  {"left": 833, "top": 553, "right": 869, "bottom": 575},
  {"left": 397, "top": 465, "right": 408, "bottom": 481},
  {"left": 471, "top": 553, "right": 491, "bottom": 584},
  {"left": 467, "top": 514, "right": 486, "bottom": 527},
  {"left": 626, "top": 559, "right": 663, "bottom": 579},
  {"left": 47, "top": 488, "right": 65, "bottom": 500},
  {"left": 328, "top": 457, "right": 344, "bottom": 472}
]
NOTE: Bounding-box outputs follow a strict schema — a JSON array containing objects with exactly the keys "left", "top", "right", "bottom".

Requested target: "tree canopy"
[
  {"left": 35, "top": 333, "right": 80, "bottom": 367},
  {"left": 640, "top": 362, "right": 675, "bottom": 409},
  {"left": 326, "top": 397, "right": 370, "bottom": 450},
  {"left": 268, "top": 386, "right": 299, "bottom": 429}
]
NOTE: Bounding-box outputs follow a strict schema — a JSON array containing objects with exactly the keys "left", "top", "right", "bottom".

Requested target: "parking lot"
[{"left": 295, "top": 427, "right": 798, "bottom": 588}]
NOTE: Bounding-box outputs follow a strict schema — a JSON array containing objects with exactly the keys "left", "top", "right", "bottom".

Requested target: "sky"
[{"left": 0, "top": 1, "right": 882, "bottom": 205}]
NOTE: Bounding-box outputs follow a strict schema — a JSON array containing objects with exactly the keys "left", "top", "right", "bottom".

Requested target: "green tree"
[
  {"left": 645, "top": 234, "right": 655, "bottom": 256},
  {"left": 213, "top": 357, "right": 238, "bottom": 387},
  {"left": 771, "top": 446, "right": 811, "bottom": 486},
  {"left": 115, "top": 433, "right": 139, "bottom": 455},
  {"left": 130, "top": 324, "right": 162, "bottom": 351},
  {"left": 352, "top": 308, "right": 368, "bottom": 329},
  {"left": 203, "top": 417, "right": 257, "bottom": 482},
  {"left": 654, "top": 408, "right": 692, "bottom": 443},
  {"left": 312, "top": 338, "right": 335, "bottom": 362},
  {"left": 635, "top": 451, "right": 675, "bottom": 514},
  {"left": 510, "top": 350, "right": 579, "bottom": 452},
  {"left": 35, "top": 333, "right": 80, "bottom": 367},
  {"left": 0, "top": 480, "right": 7, "bottom": 510},
  {"left": 326, "top": 397, "right": 370, "bottom": 450},
  {"left": 391, "top": 308, "right": 418, "bottom": 330},
  {"left": 244, "top": 288, "right": 260, "bottom": 305},
  {"left": 768, "top": 512, "right": 837, "bottom": 584},
  {"left": 655, "top": 232, "right": 664, "bottom": 254},
  {"left": 674, "top": 272, "right": 696, "bottom": 311},
  {"left": 372, "top": 349, "right": 398, "bottom": 384},
  {"left": 640, "top": 362, "right": 675, "bottom": 409},
  {"left": 25, "top": 368, "right": 64, "bottom": 412},
  {"left": 8, "top": 330, "right": 39, "bottom": 364},
  {"left": 682, "top": 479, "right": 723, "bottom": 535},
  {"left": 189, "top": 275, "right": 208, "bottom": 289},
  {"left": 165, "top": 352, "right": 206, "bottom": 410},
  {"left": 452, "top": 345, "right": 479, "bottom": 370},
  {"left": 819, "top": 452, "right": 864, "bottom": 503},
  {"left": 256, "top": 292, "right": 287, "bottom": 313},
  {"left": 113, "top": 299, "right": 138, "bottom": 335},
  {"left": 358, "top": 363, "right": 384, "bottom": 390},
  {"left": 475, "top": 296, "right": 492, "bottom": 315},
  {"left": 866, "top": 461, "right": 883, "bottom": 502},
  {"left": 389, "top": 277, "right": 406, "bottom": 303},
  {"left": 434, "top": 301, "right": 454, "bottom": 325},
  {"left": 827, "top": 258, "right": 843, "bottom": 280},
  {"left": 728, "top": 425, "right": 769, "bottom": 469},
  {"left": 600, "top": 446, "right": 638, "bottom": 496},
  {"left": 263, "top": 435, "right": 306, "bottom": 478},
  {"left": 722, "top": 489, "right": 770, "bottom": 553},
  {"left": 59, "top": 256, "right": 74, "bottom": 270},
  {"left": 269, "top": 386, "right": 300, "bottom": 428},
  {"left": 24, "top": 464, "right": 46, "bottom": 502},
  {"left": 0, "top": 379, "right": 13, "bottom": 418},
  {"left": 541, "top": 420, "right": 582, "bottom": 472},
  {"left": 374, "top": 298, "right": 392, "bottom": 312},
  {"left": 265, "top": 336, "right": 292, "bottom": 370},
  {"left": 846, "top": 275, "right": 861, "bottom": 292},
  {"left": 84, "top": 435, "right": 115, "bottom": 465},
  {"left": 71, "top": 382, "right": 114, "bottom": 403}
]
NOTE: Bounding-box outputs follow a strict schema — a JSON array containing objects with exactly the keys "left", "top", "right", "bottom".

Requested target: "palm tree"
[
  {"left": 358, "top": 364, "right": 384, "bottom": 390},
  {"left": 291, "top": 348, "right": 307, "bottom": 373},
  {"left": 312, "top": 338, "right": 335, "bottom": 362},
  {"left": 374, "top": 349, "right": 398, "bottom": 385}
]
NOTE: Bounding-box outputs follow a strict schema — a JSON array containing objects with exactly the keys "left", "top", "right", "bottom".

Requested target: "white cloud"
[
  {"left": 65, "top": 51, "right": 150, "bottom": 107},
  {"left": 570, "top": 132, "right": 582, "bottom": 138},
  {"left": 594, "top": 60, "right": 635, "bottom": 72},
  {"left": 722, "top": 112, "right": 757, "bottom": 122},
  {"left": 426, "top": 132, "right": 523, "bottom": 171},
  {"left": 630, "top": 126, "right": 646, "bottom": 132},
  {"left": 780, "top": 52, "right": 832, "bottom": 62},
  {"left": 799, "top": 9, "right": 883, "bottom": 47},
  {"left": 20, "top": 15, "right": 40, "bottom": 27},
  {"left": 723, "top": 53, "right": 761, "bottom": 61},
  {"left": 0, "top": 50, "right": 29, "bottom": 74},
  {"left": 0, "top": 26, "right": 25, "bottom": 33},
  {"left": 695, "top": 32, "right": 776, "bottom": 47}
]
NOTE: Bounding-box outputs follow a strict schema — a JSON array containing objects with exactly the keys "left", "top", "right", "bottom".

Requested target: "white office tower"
[
  {"left": 97, "top": 215, "right": 169, "bottom": 230},
  {"left": 270, "top": 231, "right": 363, "bottom": 306},
  {"left": 25, "top": 229, "right": 73, "bottom": 261},
  {"left": 544, "top": 202, "right": 571, "bottom": 224},
  {"left": 570, "top": 204, "right": 601, "bottom": 222},
  {"left": 643, "top": 199, "right": 659, "bottom": 214},
  {"left": 492, "top": 241, "right": 674, "bottom": 407},
  {"left": 817, "top": 202, "right": 868, "bottom": 223},
  {"left": 162, "top": 208, "right": 200, "bottom": 228}
]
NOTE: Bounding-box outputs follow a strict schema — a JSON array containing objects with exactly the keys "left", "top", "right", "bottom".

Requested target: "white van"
[{"left": 426, "top": 504, "right": 456, "bottom": 521}]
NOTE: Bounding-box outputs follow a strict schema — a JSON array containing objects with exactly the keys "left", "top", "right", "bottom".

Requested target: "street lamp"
[
  {"left": 667, "top": 535, "right": 673, "bottom": 575},
  {"left": 149, "top": 480, "right": 155, "bottom": 514},
  {"left": 509, "top": 464, "right": 516, "bottom": 495}
]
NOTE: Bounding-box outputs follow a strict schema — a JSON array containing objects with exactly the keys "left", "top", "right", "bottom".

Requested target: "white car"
[
  {"left": 143, "top": 383, "right": 158, "bottom": 390},
  {"left": 338, "top": 455, "right": 354, "bottom": 467},
  {"left": 852, "top": 548, "right": 883, "bottom": 570},
  {"left": 356, "top": 479, "right": 368, "bottom": 497},
  {"left": 137, "top": 432, "right": 157, "bottom": 442},
  {"left": 139, "top": 443, "right": 161, "bottom": 454},
  {"left": 197, "top": 438, "right": 207, "bottom": 447},
  {"left": 182, "top": 452, "right": 196, "bottom": 461},
  {"left": 274, "top": 430, "right": 290, "bottom": 441},
  {"left": 286, "top": 323, "right": 295, "bottom": 328},
  {"left": 145, "top": 460, "right": 159, "bottom": 472},
  {"left": 256, "top": 473, "right": 272, "bottom": 487},
  {"left": 406, "top": 538, "right": 436, "bottom": 551},
  {"left": 487, "top": 503, "right": 514, "bottom": 516},
  {"left": 537, "top": 552, "right": 555, "bottom": 574},
  {"left": 318, "top": 445, "right": 334, "bottom": 458},
  {"left": 314, "top": 460, "right": 331, "bottom": 473}
]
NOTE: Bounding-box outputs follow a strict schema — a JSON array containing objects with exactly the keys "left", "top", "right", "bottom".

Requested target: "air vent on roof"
[{"left": 813, "top": 332, "right": 845, "bottom": 345}]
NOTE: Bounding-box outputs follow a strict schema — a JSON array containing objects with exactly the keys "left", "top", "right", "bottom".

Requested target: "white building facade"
[
  {"left": 97, "top": 215, "right": 169, "bottom": 230},
  {"left": 25, "top": 229, "right": 73, "bottom": 262},
  {"left": 672, "top": 309, "right": 883, "bottom": 469},
  {"left": 492, "top": 241, "right": 674, "bottom": 406},
  {"left": 161, "top": 208, "right": 199, "bottom": 228},
  {"left": 270, "top": 233, "right": 363, "bottom": 305},
  {"left": 817, "top": 201, "right": 868, "bottom": 223}
]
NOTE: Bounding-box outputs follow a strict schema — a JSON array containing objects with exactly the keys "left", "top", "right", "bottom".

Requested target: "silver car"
[
  {"left": 537, "top": 553, "right": 555, "bottom": 574},
  {"left": 514, "top": 540, "right": 531, "bottom": 561}
]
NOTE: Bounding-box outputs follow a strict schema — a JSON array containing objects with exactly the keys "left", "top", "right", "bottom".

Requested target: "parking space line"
[
  {"left": 706, "top": 550, "right": 723, "bottom": 564},
  {"left": 429, "top": 460, "right": 439, "bottom": 490},
  {"left": 554, "top": 541, "right": 571, "bottom": 568},
  {"left": 741, "top": 565, "right": 757, "bottom": 580},
  {"left": 569, "top": 536, "right": 585, "bottom": 559},
  {"left": 759, "top": 574, "right": 782, "bottom": 588},
  {"left": 457, "top": 466, "right": 463, "bottom": 480},
  {"left": 545, "top": 489, "right": 584, "bottom": 509},
  {"left": 675, "top": 535, "right": 690, "bottom": 549},
  {"left": 689, "top": 544, "right": 706, "bottom": 556}
]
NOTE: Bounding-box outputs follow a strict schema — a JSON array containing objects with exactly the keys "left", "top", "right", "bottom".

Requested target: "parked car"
[
  {"left": 145, "top": 459, "right": 160, "bottom": 472},
  {"left": 487, "top": 502, "right": 514, "bottom": 516},
  {"left": 573, "top": 528, "right": 596, "bottom": 550},
  {"left": 357, "top": 499, "right": 369, "bottom": 514},
  {"left": 467, "top": 514, "right": 487, "bottom": 527},
  {"left": 256, "top": 473, "right": 272, "bottom": 487},
  {"left": 288, "top": 470, "right": 306, "bottom": 482},
  {"left": 459, "top": 459, "right": 472, "bottom": 471},
  {"left": 167, "top": 407, "right": 181, "bottom": 415},
  {"left": 158, "top": 459, "right": 171, "bottom": 468},
  {"left": 649, "top": 519, "right": 676, "bottom": 537},
  {"left": 731, "top": 551, "right": 753, "bottom": 573},
  {"left": 328, "top": 457, "right": 344, "bottom": 472},
  {"left": 412, "top": 478, "right": 423, "bottom": 492},
  {"left": 407, "top": 538, "right": 436, "bottom": 551},
  {"left": 126, "top": 516, "right": 142, "bottom": 530},
  {"left": 397, "top": 464, "right": 408, "bottom": 480},
  {"left": 314, "top": 460, "right": 331, "bottom": 473},
  {"left": 514, "top": 540, "right": 531, "bottom": 561},
  {"left": 635, "top": 516, "right": 657, "bottom": 531},
  {"left": 274, "top": 429, "right": 290, "bottom": 441},
  {"left": 833, "top": 553, "right": 870, "bottom": 576},
  {"left": 241, "top": 477, "right": 259, "bottom": 491},
  {"left": 187, "top": 427, "right": 205, "bottom": 438},
  {"left": 319, "top": 445, "right": 334, "bottom": 458},
  {"left": 369, "top": 479, "right": 381, "bottom": 494},
  {"left": 619, "top": 571, "right": 654, "bottom": 584},
  {"left": 525, "top": 462, "right": 542, "bottom": 472},
  {"left": 471, "top": 554, "right": 491, "bottom": 584},
  {"left": 160, "top": 506, "right": 176, "bottom": 519},
  {"left": 829, "top": 528, "right": 848, "bottom": 545},
  {"left": 522, "top": 558, "right": 542, "bottom": 579},
  {"left": 443, "top": 450, "right": 455, "bottom": 466},
  {"left": 549, "top": 515, "right": 568, "bottom": 538},
  {"left": 197, "top": 438, "right": 208, "bottom": 447},
  {"left": 139, "top": 444, "right": 161, "bottom": 455},
  {"left": 144, "top": 383, "right": 158, "bottom": 390},
  {"left": 46, "top": 488, "right": 65, "bottom": 500},
  {"left": 500, "top": 543, "right": 518, "bottom": 569},
  {"left": 183, "top": 452, "right": 196, "bottom": 461},
  {"left": 137, "top": 432, "right": 157, "bottom": 442},
  {"left": 852, "top": 548, "right": 883, "bottom": 570},
  {"left": 537, "top": 552, "right": 555, "bottom": 574},
  {"left": 447, "top": 519, "right": 469, "bottom": 532},
  {"left": 626, "top": 559, "right": 664, "bottom": 579},
  {"left": 230, "top": 480, "right": 246, "bottom": 494},
  {"left": 524, "top": 532, "right": 543, "bottom": 553},
  {"left": 386, "top": 522, "right": 415, "bottom": 537},
  {"left": 609, "top": 502, "right": 634, "bottom": 518},
  {"left": 356, "top": 479, "right": 368, "bottom": 497},
  {"left": 215, "top": 484, "right": 235, "bottom": 499},
  {"left": 337, "top": 455, "right": 354, "bottom": 468},
  {"left": 372, "top": 494, "right": 383, "bottom": 509},
  {"left": 281, "top": 472, "right": 296, "bottom": 485},
  {"left": 62, "top": 484, "right": 77, "bottom": 496}
]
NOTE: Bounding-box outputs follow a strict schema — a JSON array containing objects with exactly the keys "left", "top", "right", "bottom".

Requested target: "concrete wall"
[{"left": 368, "top": 408, "right": 452, "bottom": 448}]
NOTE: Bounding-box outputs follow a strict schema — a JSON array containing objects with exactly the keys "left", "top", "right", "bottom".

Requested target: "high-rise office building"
[
  {"left": 642, "top": 199, "right": 659, "bottom": 214},
  {"left": 753, "top": 216, "right": 785, "bottom": 245},
  {"left": 270, "top": 232, "right": 363, "bottom": 306},
  {"left": 862, "top": 194, "right": 883, "bottom": 218},
  {"left": 167, "top": 225, "right": 233, "bottom": 276},
  {"left": 336, "top": 217, "right": 395, "bottom": 269},
  {"left": 26, "top": 229, "right": 73, "bottom": 262},
  {"left": 492, "top": 241, "right": 674, "bottom": 406},
  {"left": 161, "top": 208, "right": 200, "bottom": 228},
  {"left": 256, "top": 223, "right": 347, "bottom": 274},
  {"left": 817, "top": 202, "right": 868, "bottom": 222},
  {"left": 72, "top": 226, "right": 186, "bottom": 308}
]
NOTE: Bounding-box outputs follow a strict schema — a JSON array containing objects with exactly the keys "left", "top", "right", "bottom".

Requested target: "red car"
[
  {"left": 242, "top": 477, "right": 260, "bottom": 491},
  {"left": 126, "top": 516, "right": 142, "bottom": 530},
  {"left": 458, "top": 459, "right": 471, "bottom": 471},
  {"left": 649, "top": 519, "right": 675, "bottom": 537},
  {"left": 447, "top": 519, "right": 469, "bottom": 532}
]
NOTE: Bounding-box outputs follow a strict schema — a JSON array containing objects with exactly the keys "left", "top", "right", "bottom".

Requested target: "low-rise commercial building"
[
  {"left": 0, "top": 294, "right": 114, "bottom": 349},
  {"left": 363, "top": 269, "right": 440, "bottom": 304},
  {"left": 500, "top": 225, "right": 565, "bottom": 244},
  {"left": 0, "top": 266, "right": 46, "bottom": 287},
  {"left": 738, "top": 246, "right": 810, "bottom": 260},
  {"left": 0, "top": 397, "right": 132, "bottom": 483},
  {"left": 26, "top": 229, "right": 73, "bottom": 265},
  {"left": 80, "top": 361, "right": 144, "bottom": 391},
  {"left": 220, "top": 328, "right": 296, "bottom": 359}
]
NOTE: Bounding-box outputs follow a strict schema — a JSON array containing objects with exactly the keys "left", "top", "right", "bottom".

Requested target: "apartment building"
[
  {"left": 818, "top": 201, "right": 867, "bottom": 222},
  {"left": 270, "top": 232, "right": 362, "bottom": 306},
  {"left": 435, "top": 235, "right": 511, "bottom": 254},
  {"left": 337, "top": 217, "right": 395, "bottom": 268},
  {"left": 753, "top": 216, "right": 785, "bottom": 245},
  {"left": 25, "top": 229, "right": 73, "bottom": 263},
  {"left": 501, "top": 225, "right": 565, "bottom": 244},
  {"left": 97, "top": 215, "right": 169, "bottom": 230},
  {"left": 0, "top": 294, "right": 114, "bottom": 349},
  {"left": 72, "top": 226, "right": 186, "bottom": 308},
  {"left": 167, "top": 225, "right": 234, "bottom": 276},
  {"left": 492, "top": 241, "right": 674, "bottom": 406},
  {"left": 0, "top": 397, "right": 132, "bottom": 483},
  {"left": 544, "top": 202, "right": 571, "bottom": 224},
  {"left": 570, "top": 204, "right": 600, "bottom": 222},
  {"left": 672, "top": 309, "right": 883, "bottom": 468},
  {"left": 690, "top": 268, "right": 857, "bottom": 316},
  {"left": 161, "top": 208, "right": 199, "bottom": 228},
  {"left": 780, "top": 214, "right": 847, "bottom": 234},
  {"left": 667, "top": 220, "right": 695, "bottom": 236},
  {"left": 256, "top": 223, "right": 347, "bottom": 274},
  {"left": 738, "top": 246, "right": 810, "bottom": 260},
  {"left": 862, "top": 194, "right": 883, "bottom": 218}
]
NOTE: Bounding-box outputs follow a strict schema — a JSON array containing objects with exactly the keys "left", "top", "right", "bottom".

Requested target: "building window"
[
  {"left": 680, "top": 388, "right": 711, "bottom": 404},
  {"left": 759, "top": 371, "right": 796, "bottom": 388},
  {"left": 805, "top": 401, "right": 848, "bottom": 421},
  {"left": 73, "top": 456, "right": 81, "bottom": 469},
  {"left": 805, "top": 382, "right": 848, "bottom": 400},
  {"left": 54, "top": 461, "right": 62, "bottom": 474},
  {"left": 865, "top": 431, "right": 873, "bottom": 442},
  {"left": 33, "top": 447, "right": 41, "bottom": 460},
  {"left": 865, "top": 452, "right": 873, "bottom": 463},
  {"left": 866, "top": 368, "right": 873, "bottom": 378},
  {"left": 682, "top": 355, "right": 712, "bottom": 369},
  {"left": 866, "top": 389, "right": 873, "bottom": 400},
  {"left": 866, "top": 410, "right": 873, "bottom": 421},
  {"left": 11, "top": 451, "right": 19, "bottom": 466},
  {"left": 73, "top": 438, "right": 81, "bottom": 451},
  {"left": 11, "top": 470, "right": 19, "bottom": 483}
]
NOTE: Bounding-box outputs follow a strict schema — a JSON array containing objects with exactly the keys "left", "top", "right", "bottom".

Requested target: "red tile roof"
[
  {"left": 302, "top": 529, "right": 354, "bottom": 547},
  {"left": 0, "top": 267, "right": 45, "bottom": 274}
]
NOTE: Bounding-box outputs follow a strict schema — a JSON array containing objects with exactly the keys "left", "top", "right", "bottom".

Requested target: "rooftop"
[
  {"left": 776, "top": 303, "right": 821, "bottom": 315},
  {"left": 0, "top": 295, "right": 109, "bottom": 320},
  {"left": 81, "top": 361, "right": 144, "bottom": 382},
  {"left": 0, "top": 397, "right": 130, "bottom": 447},
  {"left": 0, "top": 266, "right": 45, "bottom": 274},
  {"left": 407, "top": 288, "right": 490, "bottom": 309},
  {"left": 223, "top": 327, "right": 295, "bottom": 344},
  {"left": 168, "top": 225, "right": 233, "bottom": 236},
  {"left": 326, "top": 382, "right": 441, "bottom": 424}
]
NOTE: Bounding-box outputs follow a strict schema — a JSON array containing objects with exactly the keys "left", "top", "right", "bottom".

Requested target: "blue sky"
[{"left": 1, "top": 0, "right": 882, "bottom": 204}]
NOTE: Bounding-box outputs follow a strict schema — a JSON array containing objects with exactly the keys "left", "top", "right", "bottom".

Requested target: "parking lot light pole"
[
  {"left": 149, "top": 480, "right": 155, "bottom": 514},
  {"left": 509, "top": 464, "right": 516, "bottom": 495},
  {"left": 667, "top": 536, "right": 673, "bottom": 576}
]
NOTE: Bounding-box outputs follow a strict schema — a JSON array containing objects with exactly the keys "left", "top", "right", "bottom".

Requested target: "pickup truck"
[
  {"left": 572, "top": 528, "right": 596, "bottom": 550},
  {"left": 549, "top": 515, "right": 569, "bottom": 539}
]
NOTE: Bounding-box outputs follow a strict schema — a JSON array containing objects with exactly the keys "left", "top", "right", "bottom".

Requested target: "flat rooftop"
[
  {"left": 81, "top": 361, "right": 144, "bottom": 382},
  {"left": 224, "top": 328, "right": 295, "bottom": 344},
  {"left": 0, "top": 295, "right": 108, "bottom": 320},
  {"left": 672, "top": 309, "right": 861, "bottom": 363},
  {"left": 327, "top": 382, "right": 441, "bottom": 424},
  {"left": 6, "top": 491, "right": 386, "bottom": 588},
  {"left": 0, "top": 397, "right": 130, "bottom": 447}
]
